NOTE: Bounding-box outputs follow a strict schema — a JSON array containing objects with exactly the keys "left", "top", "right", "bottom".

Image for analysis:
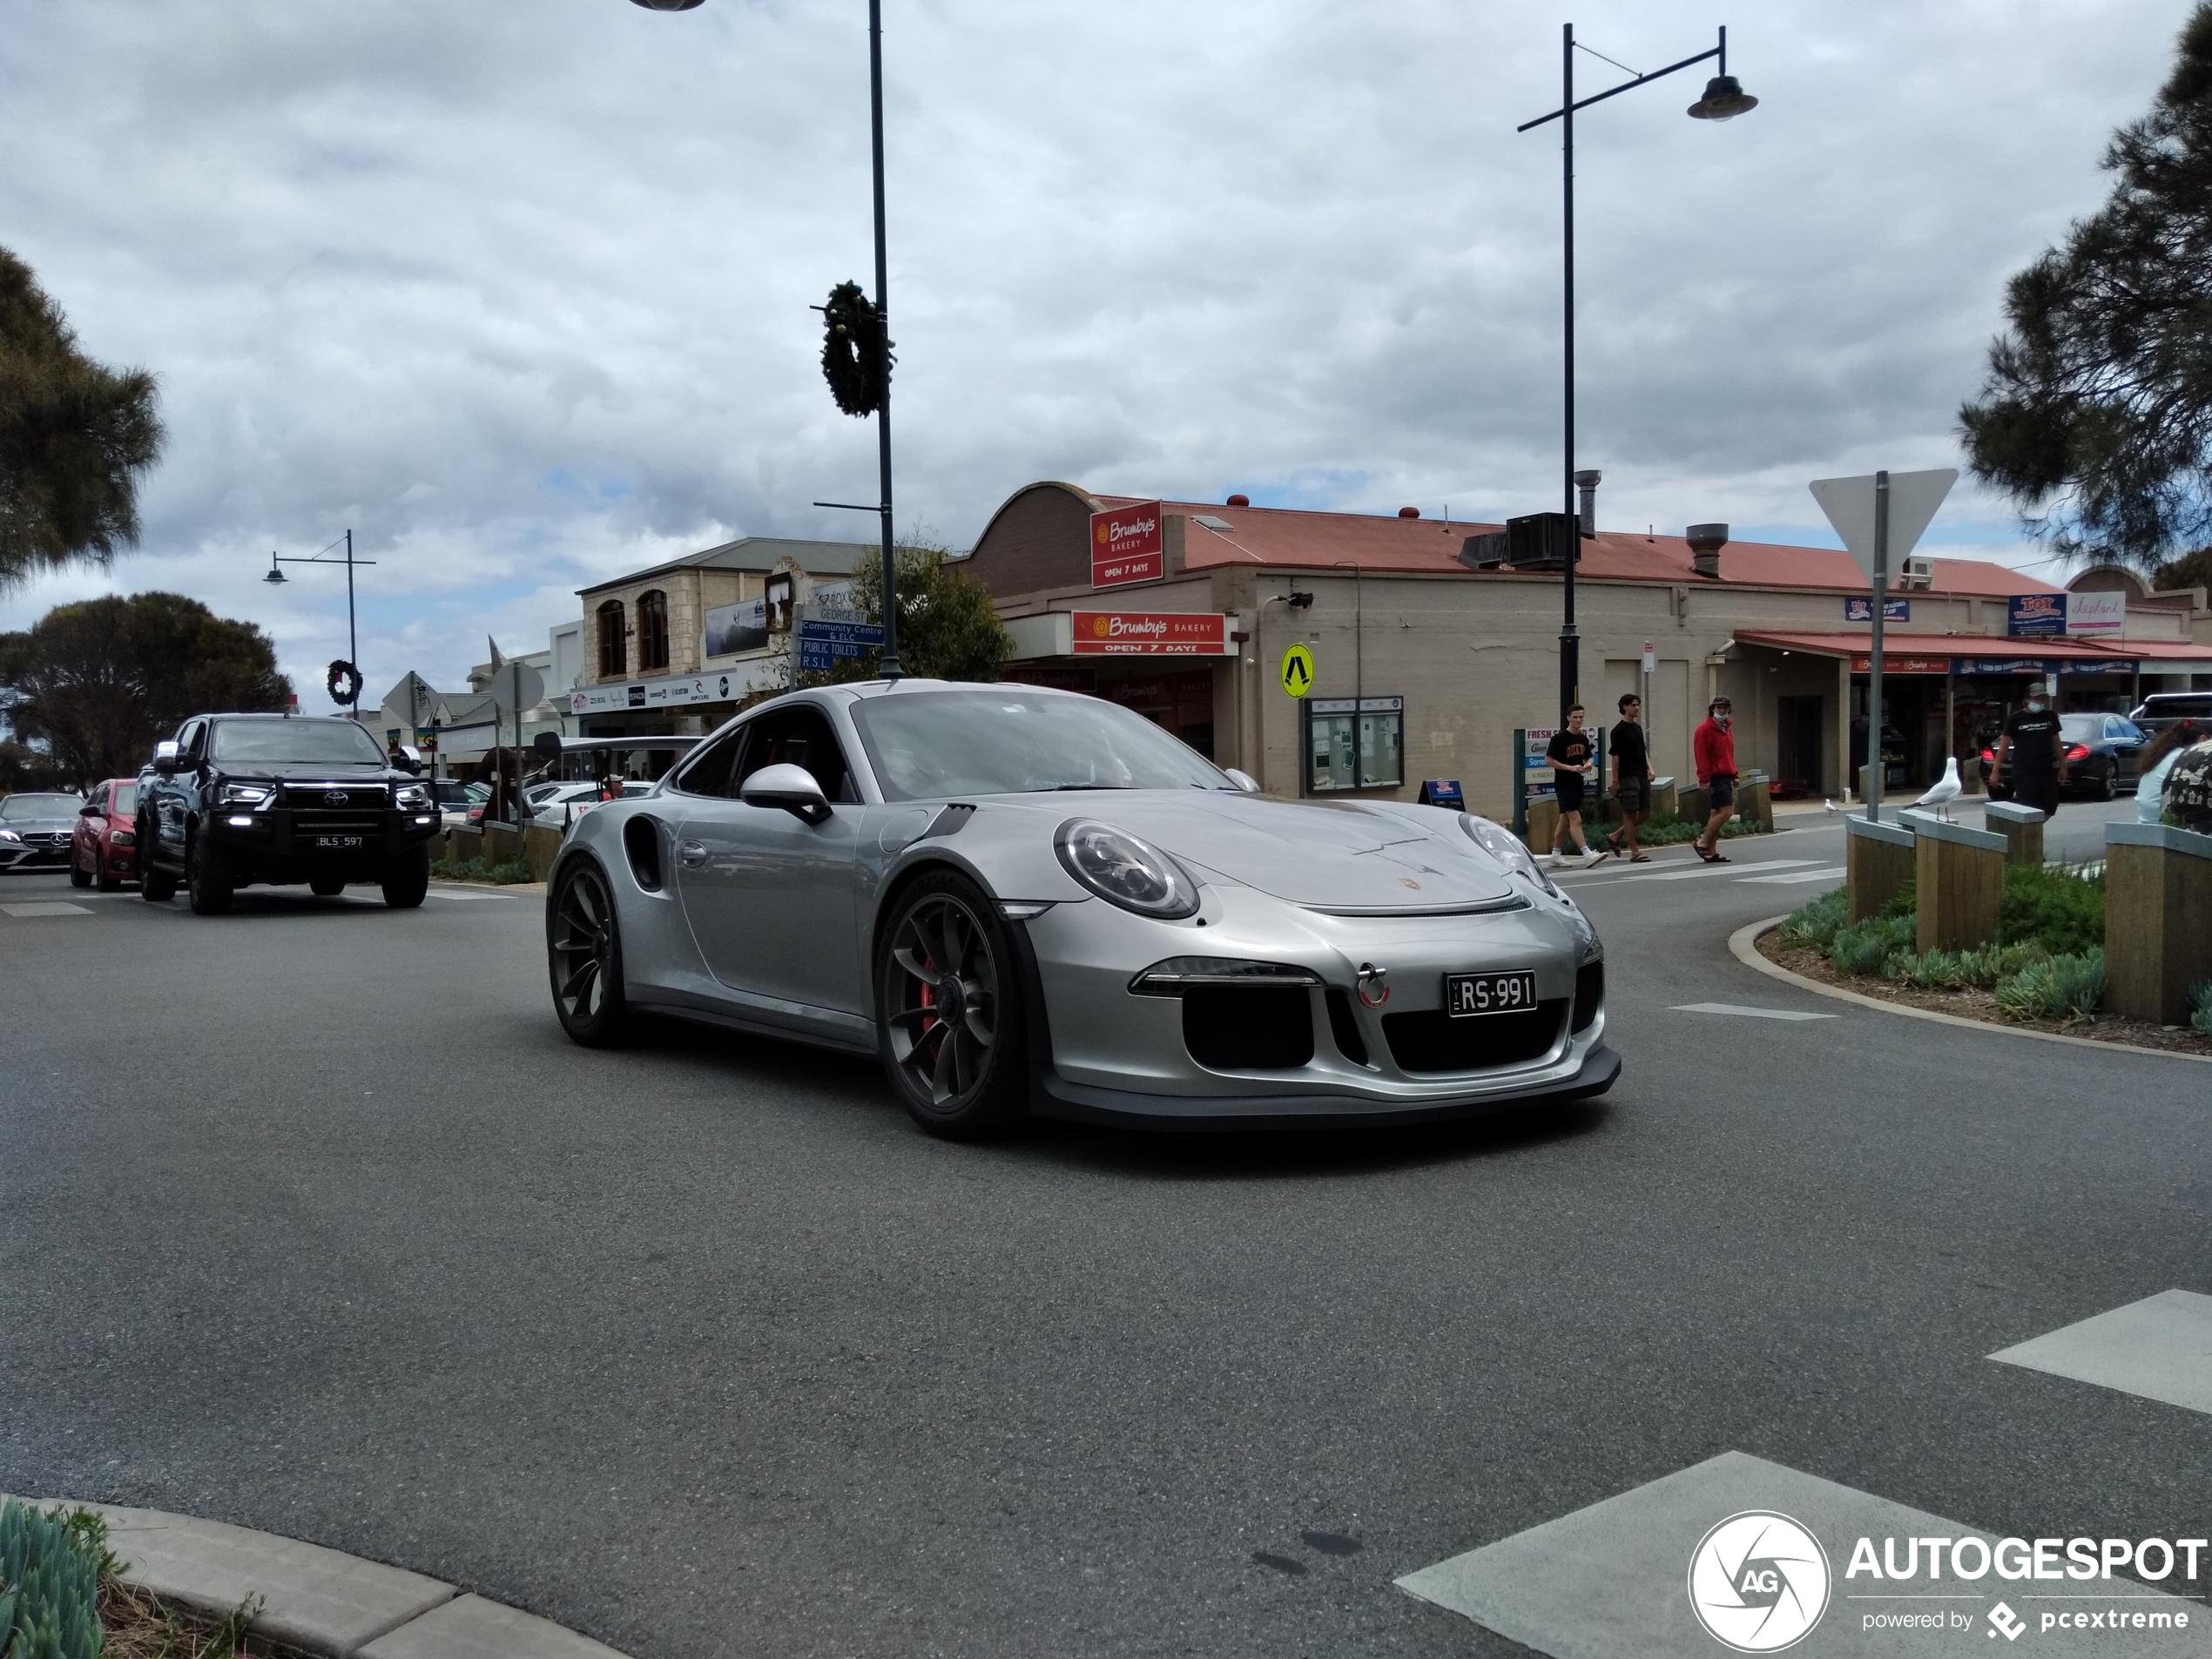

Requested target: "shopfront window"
[{"left": 1305, "top": 697, "right": 1404, "bottom": 793}]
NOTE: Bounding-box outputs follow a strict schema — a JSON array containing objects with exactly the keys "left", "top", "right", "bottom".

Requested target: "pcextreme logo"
[{"left": 1688, "top": 1512, "right": 1831, "bottom": 1652}]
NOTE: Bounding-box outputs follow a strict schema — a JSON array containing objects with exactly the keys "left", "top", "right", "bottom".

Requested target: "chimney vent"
[
  {"left": 1398, "top": 505, "right": 1420, "bottom": 519},
  {"left": 1685, "top": 523, "right": 1729, "bottom": 580},
  {"left": 1226, "top": 493, "right": 1250, "bottom": 507},
  {"left": 1572, "top": 469, "right": 1602, "bottom": 537}
]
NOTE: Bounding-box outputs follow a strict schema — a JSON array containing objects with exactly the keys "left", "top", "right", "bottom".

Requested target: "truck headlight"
[
  {"left": 395, "top": 784, "right": 431, "bottom": 809},
  {"left": 219, "top": 783, "right": 271, "bottom": 806}
]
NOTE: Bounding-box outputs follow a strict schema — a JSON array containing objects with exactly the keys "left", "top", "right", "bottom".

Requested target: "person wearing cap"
[{"left": 1692, "top": 694, "right": 1737, "bottom": 863}]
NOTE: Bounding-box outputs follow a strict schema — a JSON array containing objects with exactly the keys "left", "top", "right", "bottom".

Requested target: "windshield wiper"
[{"left": 1034, "top": 782, "right": 1130, "bottom": 792}]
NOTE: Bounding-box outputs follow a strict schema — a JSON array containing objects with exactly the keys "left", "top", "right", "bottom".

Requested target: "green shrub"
[
  {"left": 1777, "top": 887, "right": 1846, "bottom": 950},
  {"left": 1828, "top": 914, "right": 1915, "bottom": 977},
  {"left": 1633, "top": 812, "right": 1767, "bottom": 846},
  {"left": 0, "top": 1500, "right": 105, "bottom": 1659},
  {"left": 1994, "top": 948, "right": 2106, "bottom": 1023},
  {"left": 2189, "top": 981, "right": 2212, "bottom": 1035},
  {"left": 430, "top": 854, "right": 533, "bottom": 886},
  {"left": 1878, "top": 878, "right": 1916, "bottom": 921},
  {"left": 1888, "top": 948, "right": 1966, "bottom": 989},
  {"left": 1999, "top": 862, "right": 2105, "bottom": 956}
]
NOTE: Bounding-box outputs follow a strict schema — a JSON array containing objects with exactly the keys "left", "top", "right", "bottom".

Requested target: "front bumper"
[
  {"left": 206, "top": 806, "right": 442, "bottom": 879},
  {"left": 0, "top": 838, "right": 71, "bottom": 869},
  {"left": 1018, "top": 882, "right": 1611, "bottom": 1126}
]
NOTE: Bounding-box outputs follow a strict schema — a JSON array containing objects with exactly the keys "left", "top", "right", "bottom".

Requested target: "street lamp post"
[
  {"left": 264, "top": 529, "right": 375, "bottom": 717},
  {"left": 635, "top": 0, "right": 904, "bottom": 678},
  {"left": 1518, "top": 25, "right": 1756, "bottom": 727}
]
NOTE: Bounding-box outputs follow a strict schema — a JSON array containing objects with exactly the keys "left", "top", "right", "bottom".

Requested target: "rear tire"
[
  {"left": 69, "top": 849, "right": 91, "bottom": 888},
  {"left": 2096, "top": 762, "right": 2115, "bottom": 802},
  {"left": 186, "top": 830, "right": 233, "bottom": 916},
  {"left": 309, "top": 873, "right": 347, "bottom": 898},
  {"left": 96, "top": 850, "right": 122, "bottom": 892},
  {"left": 381, "top": 846, "right": 430, "bottom": 908},
  {"left": 875, "top": 871, "right": 1029, "bottom": 1140},
  {"left": 548, "top": 860, "right": 628, "bottom": 1045},
  {"left": 138, "top": 816, "right": 177, "bottom": 902}
]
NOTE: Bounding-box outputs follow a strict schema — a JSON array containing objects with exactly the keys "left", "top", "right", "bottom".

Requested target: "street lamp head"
[
  {"left": 263, "top": 553, "right": 286, "bottom": 584},
  {"left": 1688, "top": 73, "right": 1757, "bottom": 121}
]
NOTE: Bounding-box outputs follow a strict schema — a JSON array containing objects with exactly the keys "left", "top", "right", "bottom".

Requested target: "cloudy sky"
[{"left": 0, "top": 0, "right": 2187, "bottom": 699}]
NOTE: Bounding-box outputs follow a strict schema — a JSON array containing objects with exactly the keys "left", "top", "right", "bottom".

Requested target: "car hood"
[
  {"left": 1008, "top": 791, "right": 1521, "bottom": 912},
  {"left": 2, "top": 813, "right": 79, "bottom": 834},
  {"left": 222, "top": 762, "right": 409, "bottom": 785}
]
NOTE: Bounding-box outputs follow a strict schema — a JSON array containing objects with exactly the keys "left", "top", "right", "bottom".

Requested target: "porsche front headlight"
[
  {"left": 1460, "top": 813, "right": 1560, "bottom": 896},
  {"left": 1055, "top": 819, "right": 1200, "bottom": 919}
]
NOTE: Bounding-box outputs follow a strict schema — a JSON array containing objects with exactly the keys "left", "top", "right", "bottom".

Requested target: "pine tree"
[{"left": 1961, "top": 4, "right": 2212, "bottom": 572}]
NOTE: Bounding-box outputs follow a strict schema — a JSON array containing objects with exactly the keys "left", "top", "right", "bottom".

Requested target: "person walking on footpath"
[
  {"left": 1692, "top": 694, "right": 1737, "bottom": 863},
  {"left": 1987, "top": 686, "right": 2068, "bottom": 818},
  {"left": 1606, "top": 691, "right": 1654, "bottom": 862},
  {"left": 1545, "top": 705, "right": 1609, "bottom": 869}
]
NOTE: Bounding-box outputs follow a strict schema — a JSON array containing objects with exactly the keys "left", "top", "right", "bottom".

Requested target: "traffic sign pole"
[{"left": 1868, "top": 470, "right": 1888, "bottom": 822}]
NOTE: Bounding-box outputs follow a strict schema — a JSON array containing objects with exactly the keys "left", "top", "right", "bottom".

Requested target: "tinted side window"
[
  {"left": 738, "top": 706, "right": 855, "bottom": 803},
  {"left": 672, "top": 726, "right": 748, "bottom": 799},
  {"left": 178, "top": 720, "right": 206, "bottom": 761}
]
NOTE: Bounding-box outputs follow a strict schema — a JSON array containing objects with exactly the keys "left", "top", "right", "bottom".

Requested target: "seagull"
[
  {"left": 1910, "top": 756, "right": 1963, "bottom": 821},
  {"left": 1823, "top": 798, "right": 1840, "bottom": 813}
]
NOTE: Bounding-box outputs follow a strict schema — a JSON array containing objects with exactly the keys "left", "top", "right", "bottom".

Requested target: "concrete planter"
[{"left": 2104, "top": 821, "right": 2212, "bottom": 1025}]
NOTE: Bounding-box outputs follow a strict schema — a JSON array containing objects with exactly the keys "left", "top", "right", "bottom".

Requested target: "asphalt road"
[{"left": 3, "top": 799, "right": 2206, "bottom": 1657}]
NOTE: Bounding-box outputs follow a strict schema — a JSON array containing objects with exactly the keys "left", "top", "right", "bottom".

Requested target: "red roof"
[
  {"left": 1088, "top": 495, "right": 2062, "bottom": 597},
  {"left": 1733, "top": 630, "right": 2212, "bottom": 661}
]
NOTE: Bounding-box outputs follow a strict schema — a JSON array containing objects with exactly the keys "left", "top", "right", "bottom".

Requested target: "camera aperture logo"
[{"left": 1688, "top": 1511, "right": 1831, "bottom": 1652}]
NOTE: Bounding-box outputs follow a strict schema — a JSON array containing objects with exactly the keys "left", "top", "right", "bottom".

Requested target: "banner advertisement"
[
  {"left": 1068, "top": 610, "right": 1231, "bottom": 655},
  {"left": 703, "top": 598, "right": 767, "bottom": 658},
  {"left": 1521, "top": 727, "right": 1556, "bottom": 805},
  {"left": 1089, "top": 502, "right": 1164, "bottom": 588},
  {"left": 2066, "top": 590, "right": 2128, "bottom": 638},
  {"left": 2007, "top": 594, "right": 2067, "bottom": 637},
  {"left": 1844, "top": 597, "right": 1911, "bottom": 623}
]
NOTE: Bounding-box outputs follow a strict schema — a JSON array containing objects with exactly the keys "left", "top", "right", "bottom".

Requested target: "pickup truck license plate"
[
  {"left": 312, "top": 834, "right": 365, "bottom": 850},
  {"left": 1444, "top": 969, "right": 1538, "bottom": 1017}
]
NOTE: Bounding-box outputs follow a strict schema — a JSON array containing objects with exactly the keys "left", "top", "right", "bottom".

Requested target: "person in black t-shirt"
[
  {"left": 1543, "top": 705, "right": 1608, "bottom": 869},
  {"left": 1605, "top": 691, "right": 1654, "bottom": 862},
  {"left": 1990, "top": 690, "right": 2067, "bottom": 814}
]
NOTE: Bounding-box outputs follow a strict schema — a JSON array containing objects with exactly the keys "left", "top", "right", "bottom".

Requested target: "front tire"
[
  {"left": 96, "top": 849, "right": 122, "bottom": 892},
  {"left": 2096, "top": 762, "right": 2116, "bottom": 802},
  {"left": 548, "top": 860, "right": 628, "bottom": 1046},
  {"left": 69, "top": 848, "right": 91, "bottom": 888},
  {"left": 875, "top": 872, "right": 1029, "bottom": 1140},
  {"left": 381, "top": 845, "right": 430, "bottom": 908},
  {"left": 138, "top": 816, "right": 177, "bottom": 902},
  {"left": 186, "top": 830, "right": 233, "bottom": 916}
]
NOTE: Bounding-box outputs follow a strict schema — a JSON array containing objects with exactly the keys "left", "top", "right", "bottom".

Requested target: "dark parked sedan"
[
  {"left": 1978, "top": 713, "right": 2145, "bottom": 801},
  {"left": 0, "top": 792, "right": 85, "bottom": 871}
]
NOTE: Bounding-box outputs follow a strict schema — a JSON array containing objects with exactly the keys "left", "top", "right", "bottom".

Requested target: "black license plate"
[
  {"left": 312, "top": 835, "right": 365, "bottom": 850},
  {"left": 1445, "top": 969, "right": 1538, "bottom": 1017}
]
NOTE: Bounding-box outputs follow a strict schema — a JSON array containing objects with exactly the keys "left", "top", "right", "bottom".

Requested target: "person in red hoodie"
[{"left": 1692, "top": 694, "right": 1738, "bottom": 863}]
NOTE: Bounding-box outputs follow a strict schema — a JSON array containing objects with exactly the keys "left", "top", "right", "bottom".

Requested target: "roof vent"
[
  {"left": 1573, "top": 469, "right": 1601, "bottom": 537},
  {"left": 1685, "top": 523, "right": 1729, "bottom": 580},
  {"left": 1226, "top": 493, "right": 1250, "bottom": 507},
  {"left": 1398, "top": 506, "right": 1420, "bottom": 519}
]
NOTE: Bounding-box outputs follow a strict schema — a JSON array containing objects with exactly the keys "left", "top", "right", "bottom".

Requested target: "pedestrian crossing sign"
[{"left": 1279, "top": 643, "right": 1314, "bottom": 698}]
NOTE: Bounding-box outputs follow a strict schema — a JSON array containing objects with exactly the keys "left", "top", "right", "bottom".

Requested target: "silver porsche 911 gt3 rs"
[{"left": 543, "top": 679, "right": 1616, "bottom": 1138}]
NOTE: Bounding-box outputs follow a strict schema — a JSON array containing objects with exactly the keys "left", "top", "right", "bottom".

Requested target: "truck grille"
[
  {"left": 289, "top": 812, "right": 384, "bottom": 835},
  {"left": 280, "top": 784, "right": 388, "bottom": 810}
]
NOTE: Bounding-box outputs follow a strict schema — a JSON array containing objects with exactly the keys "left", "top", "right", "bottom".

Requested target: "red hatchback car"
[{"left": 70, "top": 778, "right": 141, "bottom": 890}]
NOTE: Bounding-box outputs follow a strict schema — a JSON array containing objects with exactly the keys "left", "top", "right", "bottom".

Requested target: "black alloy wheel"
[
  {"left": 186, "top": 829, "right": 233, "bottom": 916},
  {"left": 548, "top": 860, "right": 628, "bottom": 1046},
  {"left": 138, "top": 815, "right": 177, "bottom": 902},
  {"left": 69, "top": 846, "right": 91, "bottom": 888},
  {"left": 875, "top": 872, "right": 1028, "bottom": 1139},
  {"left": 2096, "top": 759, "right": 2116, "bottom": 801}
]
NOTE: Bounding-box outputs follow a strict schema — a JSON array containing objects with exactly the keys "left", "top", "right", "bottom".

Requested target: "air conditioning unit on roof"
[{"left": 1898, "top": 554, "right": 1936, "bottom": 590}]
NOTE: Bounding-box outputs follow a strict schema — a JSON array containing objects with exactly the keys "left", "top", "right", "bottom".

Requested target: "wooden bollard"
[
  {"left": 2104, "top": 821, "right": 2212, "bottom": 1024},
  {"left": 1844, "top": 813, "right": 1914, "bottom": 923},
  {"left": 1901, "top": 810, "right": 2006, "bottom": 954},
  {"left": 1983, "top": 799, "right": 2047, "bottom": 867}
]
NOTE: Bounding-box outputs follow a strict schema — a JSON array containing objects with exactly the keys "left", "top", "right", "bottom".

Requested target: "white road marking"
[
  {"left": 1396, "top": 1450, "right": 2212, "bottom": 1656},
  {"left": 1603, "top": 857, "right": 1826, "bottom": 883},
  {"left": 1670, "top": 1001, "right": 1838, "bottom": 1022},
  {"left": 1990, "top": 1289, "right": 2212, "bottom": 1417},
  {"left": 0, "top": 901, "right": 92, "bottom": 918},
  {"left": 1736, "top": 864, "right": 1847, "bottom": 886}
]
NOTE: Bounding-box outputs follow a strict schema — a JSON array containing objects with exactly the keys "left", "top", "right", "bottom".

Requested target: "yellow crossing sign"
[{"left": 1279, "top": 642, "right": 1314, "bottom": 698}]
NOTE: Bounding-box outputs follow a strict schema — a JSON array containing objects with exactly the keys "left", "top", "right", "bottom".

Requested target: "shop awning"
[{"left": 1733, "top": 631, "right": 2212, "bottom": 673}]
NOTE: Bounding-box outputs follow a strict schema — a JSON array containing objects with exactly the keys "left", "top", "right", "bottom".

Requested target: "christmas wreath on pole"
[
  {"left": 819, "top": 280, "right": 893, "bottom": 416},
  {"left": 327, "top": 658, "right": 363, "bottom": 705}
]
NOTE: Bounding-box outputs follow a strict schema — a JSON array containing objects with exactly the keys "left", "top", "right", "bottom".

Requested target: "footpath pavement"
[{"left": 3, "top": 1494, "right": 627, "bottom": 1658}]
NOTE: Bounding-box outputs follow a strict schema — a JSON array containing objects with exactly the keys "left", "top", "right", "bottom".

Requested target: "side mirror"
[
  {"left": 154, "top": 740, "right": 179, "bottom": 776},
  {"left": 79, "top": 802, "right": 100, "bottom": 817},
  {"left": 1224, "top": 767, "right": 1261, "bottom": 794},
  {"left": 740, "top": 761, "right": 832, "bottom": 825},
  {"left": 392, "top": 752, "right": 421, "bottom": 774}
]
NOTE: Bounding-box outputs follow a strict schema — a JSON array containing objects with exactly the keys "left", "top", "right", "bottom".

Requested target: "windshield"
[
  {"left": 849, "top": 688, "right": 1231, "bottom": 800},
  {"left": 209, "top": 720, "right": 387, "bottom": 766},
  {"left": 0, "top": 793, "right": 80, "bottom": 819}
]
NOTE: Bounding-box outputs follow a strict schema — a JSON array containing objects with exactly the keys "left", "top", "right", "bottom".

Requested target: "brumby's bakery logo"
[{"left": 1095, "top": 615, "right": 1167, "bottom": 638}]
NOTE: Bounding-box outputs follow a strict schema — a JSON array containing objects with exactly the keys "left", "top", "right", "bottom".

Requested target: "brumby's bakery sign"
[
  {"left": 1069, "top": 610, "right": 1232, "bottom": 656},
  {"left": 1090, "top": 502, "right": 1163, "bottom": 588}
]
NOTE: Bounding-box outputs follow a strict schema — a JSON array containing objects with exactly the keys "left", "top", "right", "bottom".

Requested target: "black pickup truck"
[{"left": 137, "top": 711, "right": 442, "bottom": 914}]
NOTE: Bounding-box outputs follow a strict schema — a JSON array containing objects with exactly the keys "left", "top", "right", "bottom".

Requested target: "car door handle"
[{"left": 678, "top": 840, "right": 708, "bottom": 867}]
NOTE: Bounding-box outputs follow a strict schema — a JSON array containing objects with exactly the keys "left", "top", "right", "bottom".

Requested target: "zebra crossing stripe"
[{"left": 1989, "top": 1289, "right": 2212, "bottom": 1417}]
